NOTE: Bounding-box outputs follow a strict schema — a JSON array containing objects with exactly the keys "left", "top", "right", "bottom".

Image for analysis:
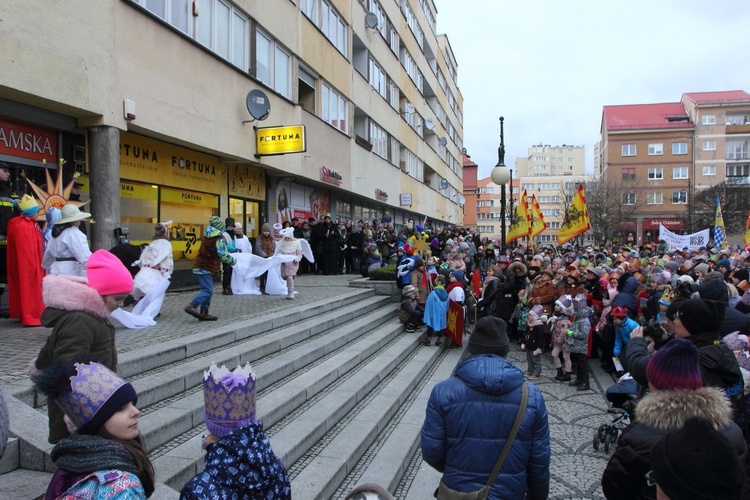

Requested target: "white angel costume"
[
  {"left": 42, "top": 226, "right": 91, "bottom": 277},
  {"left": 132, "top": 239, "right": 174, "bottom": 300},
  {"left": 230, "top": 251, "right": 296, "bottom": 295},
  {"left": 276, "top": 227, "right": 314, "bottom": 299}
]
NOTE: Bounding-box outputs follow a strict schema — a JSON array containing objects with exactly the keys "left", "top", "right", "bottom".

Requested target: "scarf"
[
  {"left": 52, "top": 434, "right": 139, "bottom": 476},
  {"left": 278, "top": 237, "right": 301, "bottom": 255}
]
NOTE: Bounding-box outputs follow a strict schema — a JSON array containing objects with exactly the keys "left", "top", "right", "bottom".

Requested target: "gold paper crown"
[{"left": 16, "top": 194, "right": 40, "bottom": 215}]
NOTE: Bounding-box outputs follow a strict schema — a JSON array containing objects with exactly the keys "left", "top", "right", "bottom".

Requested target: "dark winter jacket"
[
  {"left": 611, "top": 273, "right": 639, "bottom": 319},
  {"left": 35, "top": 275, "right": 117, "bottom": 444},
  {"left": 421, "top": 355, "right": 550, "bottom": 500},
  {"left": 193, "top": 227, "right": 236, "bottom": 276},
  {"left": 568, "top": 306, "right": 593, "bottom": 355},
  {"left": 698, "top": 279, "right": 750, "bottom": 334},
  {"left": 623, "top": 335, "right": 745, "bottom": 416},
  {"left": 180, "top": 422, "right": 291, "bottom": 499},
  {"left": 601, "top": 387, "right": 746, "bottom": 500}
]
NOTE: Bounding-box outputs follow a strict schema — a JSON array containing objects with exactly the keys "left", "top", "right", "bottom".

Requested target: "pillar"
[{"left": 88, "top": 126, "right": 120, "bottom": 251}]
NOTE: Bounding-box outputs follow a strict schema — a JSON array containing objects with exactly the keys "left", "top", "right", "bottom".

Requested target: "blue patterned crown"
[{"left": 203, "top": 363, "right": 257, "bottom": 438}]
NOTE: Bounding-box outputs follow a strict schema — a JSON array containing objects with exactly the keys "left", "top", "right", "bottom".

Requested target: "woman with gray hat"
[{"left": 41, "top": 203, "right": 92, "bottom": 277}]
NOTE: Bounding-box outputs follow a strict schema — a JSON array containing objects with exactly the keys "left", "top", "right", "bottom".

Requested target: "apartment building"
[
  {"left": 600, "top": 90, "right": 750, "bottom": 245},
  {"left": 0, "top": 0, "right": 463, "bottom": 284}
]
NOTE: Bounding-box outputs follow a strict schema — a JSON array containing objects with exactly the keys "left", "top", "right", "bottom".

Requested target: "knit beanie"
[
  {"left": 694, "top": 263, "right": 710, "bottom": 275},
  {"left": 203, "top": 363, "right": 256, "bottom": 438},
  {"left": 718, "top": 258, "right": 731, "bottom": 270},
  {"left": 733, "top": 268, "right": 750, "bottom": 283},
  {"left": 650, "top": 416, "right": 745, "bottom": 500},
  {"left": 450, "top": 270, "right": 464, "bottom": 283},
  {"left": 209, "top": 215, "right": 225, "bottom": 232},
  {"left": 468, "top": 316, "right": 510, "bottom": 357},
  {"left": 87, "top": 249, "right": 134, "bottom": 296},
  {"left": 555, "top": 295, "right": 574, "bottom": 317},
  {"left": 527, "top": 305, "right": 544, "bottom": 326},
  {"left": 35, "top": 362, "right": 137, "bottom": 435},
  {"left": 646, "top": 339, "right": 702, "bottom": 390},
  {"left": 673, "top": 299, "right": 725, "bottom": 336}
]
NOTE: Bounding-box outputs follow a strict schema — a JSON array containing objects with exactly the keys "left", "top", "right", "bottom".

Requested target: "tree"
[
  {"left": 691, "top": 180, "right": 750, "bottom": 235},
  {"left": 579, "top": 176, "right": 649, "bottom": 246}
]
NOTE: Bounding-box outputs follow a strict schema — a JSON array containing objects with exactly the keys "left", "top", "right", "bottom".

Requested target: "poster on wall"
[{"left": 274, "top": 179, "right": 329, "bottom": 223}]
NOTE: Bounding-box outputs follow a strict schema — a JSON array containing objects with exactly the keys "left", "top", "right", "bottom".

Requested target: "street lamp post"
[{"left": 490, "top": 117, "right": 510, "bottom": 254}]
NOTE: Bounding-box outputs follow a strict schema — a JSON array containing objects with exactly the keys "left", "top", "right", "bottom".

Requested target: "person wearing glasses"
[{"left": 601, "top": 339, "right": 746, "bottom": 500}]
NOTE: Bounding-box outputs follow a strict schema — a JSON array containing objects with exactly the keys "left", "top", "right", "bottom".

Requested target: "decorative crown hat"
[
  {"left": 15, "top": 194, "right": 40, "bottom": 216},
  {"left": 35, "top": 362, "right": 137, "bottom": 435},
  {"left": 203, "top": 363, "right": 257, "bottom": 438}
]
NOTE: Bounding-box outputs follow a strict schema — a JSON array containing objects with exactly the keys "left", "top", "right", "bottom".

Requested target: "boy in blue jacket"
[{"left": 612, "top": 306, "right": 638, "bottom": 362}]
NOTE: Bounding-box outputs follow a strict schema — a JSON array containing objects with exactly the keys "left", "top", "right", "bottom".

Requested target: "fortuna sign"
[{"left": 256, "top": 125, "right": 306, "bottom": 156}]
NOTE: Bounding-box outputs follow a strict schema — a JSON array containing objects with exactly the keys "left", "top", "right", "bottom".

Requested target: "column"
[{"left": 88, "top": 126, "right": 120, "bottom": 251}]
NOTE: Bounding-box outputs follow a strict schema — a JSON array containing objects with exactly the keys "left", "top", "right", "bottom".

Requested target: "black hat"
[
  {"left": 673, "top": 299, "right": 725, "bottom": 336},
  {"left": 468, "top": 316, "right": 509, "bottom": 357},
  {"left": 651, "top": 416, "right": 745, "bottom": 500}
]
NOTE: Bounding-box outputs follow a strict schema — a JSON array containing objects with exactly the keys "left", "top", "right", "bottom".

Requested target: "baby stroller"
[{"left": 593, "top": 376, "right": 639, "bottom": 453}]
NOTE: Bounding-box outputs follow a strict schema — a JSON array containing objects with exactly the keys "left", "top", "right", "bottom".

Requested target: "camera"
[{"left": 643, "top": 319, "right": 674, "bottom": 350}]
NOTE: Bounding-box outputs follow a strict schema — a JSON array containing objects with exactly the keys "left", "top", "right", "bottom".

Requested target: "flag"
[
  {"left": 445, "top": 300, "right": 465, "bottom": 346},
  {"left": 423, "top": 216, "right": 428, "bottom": 227},
  {"left": 506, "top": 190, "right": 531, "bottom": 245},
  {"left": 471, "top": 268, "right": 482, "bottom": 296},
  {"left": 744, "top": 213, "right": 750, "bottom": 248},
  {"left": 714, "top": 196, "right": 727, "bottom": 250},
  {"left": 557, "top": 184, "right": 591, "bottom": 245},
  {"left": 529, "top": 194, "right": 547, "bottom": 239}
]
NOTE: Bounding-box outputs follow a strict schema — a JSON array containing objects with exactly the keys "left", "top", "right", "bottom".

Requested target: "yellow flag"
[
  {"left": 557, "top": 184, "right": 591, "bottom": 245},
  {"left": 506, "top": 190, "right": 531, "bottom": 245},
  {"left": 744, "top": 213, "right": 750, "bottom": 249},
  {"left": 529, "top": 194, "right": 547, "bottom": 239}
]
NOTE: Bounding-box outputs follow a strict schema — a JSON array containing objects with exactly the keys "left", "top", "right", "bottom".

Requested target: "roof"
[
  {"left": 462, "top": 154, "right": 477, "bottom": 168},
  {"left": 602, "top": 102, "right": 693, "bottom": 131},
  {"left": 683, "top": 90, "right": 750, "bottom": 105}
]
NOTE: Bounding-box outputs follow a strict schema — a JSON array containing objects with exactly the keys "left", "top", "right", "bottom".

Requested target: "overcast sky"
[{"left": 435, "top": 0, "right": 750, "bottom": 179}]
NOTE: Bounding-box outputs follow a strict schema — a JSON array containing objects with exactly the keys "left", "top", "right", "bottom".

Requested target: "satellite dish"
[
  {"left": 365, "top": 12, "right": 379, "bottom": 29},
  {"left": 458, "top": 195, "right": 466, "bottom": 205},
  {"left": 405, "top": 103, "right": 415, "bottom": 114},
  {"left": 439, "top": 137, "right": 448, "bottom": 146},
  {"left": 439, "top": 178, "right": 449, "bottom": 190},
  {"left": 461, "top": 147, "right": 467, "bottom": 154},
  {"left": 246, "top": 89, "right": 271, "bottom": 121},
  {"left": 424, "top": 118, "right": 435, "bottom": 131}
]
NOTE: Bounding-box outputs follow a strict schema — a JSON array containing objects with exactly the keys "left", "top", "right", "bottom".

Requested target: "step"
[
  {"left": 135, "top": 301, "right": 398, "bottom": 455},
  {"left": 0, "top": 468, "right": 54, "bottom": 499},
  {"left": 0, "top": 437, "right": 19, "bottom": 474},
  {"left": 153, "top": 318, "right": 409, "bottom": 490},
  {"left": 334, "top": 347, "right": 464, "bottom": 496}
]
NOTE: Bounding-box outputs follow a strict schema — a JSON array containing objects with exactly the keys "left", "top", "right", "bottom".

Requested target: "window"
[
  {"left": 547, "top": 221, "right": 561, "bottom": 229},
  {"left": 702, "top": 114, "right": 716, "bottom": 125},
  {"left": 368, "top": 57, "right": 387, "bottom": 99},
  {"left": 399, "top": 47, "right": 423, "bottom": 92},
  {"left": 622, "top": 144, "right": 636, "bottom": 156},
  {"left": 673, "top": 166, "right": 688, "bottom": 179},
  {"left": 672, "top": 191, "right": 687, "bottom": 204},
  {"left": 321, "top": 82, "right": 347, "bottom": 133},
  {"left": 648, "top": 167, "right": 663, "bottom": 180},
  {"left": 727, "top": 164, "right": 750, "bottom": 178},
  {"left": 521, "top": 183, "right": 535, "bottom": 190},
  {"left": 298, "top": 66, "right": 316, "bottom": 111},
  {"left": 622, "top": 168, "right": 636, "bottom": 181},
  {"left": 622, "top": 193, "right": 636, "bottom": 205},
  {"left": 703, "top": 140, "right": 716, "bottom": 151},
  {"left": 256, "top": 30, "right": 291, "bottom": 98},
  {"left": 302, "top": 0, "right": 347, "bottom": 55},
  {"left": 648, "top": 143, "right": 663, "bottom": 155},
  {"left": 400, "top": 0, "right": 424, "bottom": 49},
  {"left": 133, "top": 0, "right": 248, "bottom": 70},
  {"left": 726, "top": 139, "right": 750, "bottom": 160},
  {"left": 647, "top": 192, "right": 663, "bottom": 205},
  {"left": 672, "top": 142, "right": 687, "bottom": 155},
  {"left": 703, "top": 165, "right": 716, "bottom": 176},
  {"left": 726, "top": 113, "right": 750, "bottom": 125}
]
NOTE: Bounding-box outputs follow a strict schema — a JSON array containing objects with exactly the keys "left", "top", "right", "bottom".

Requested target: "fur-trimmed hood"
[
  {"left": 509, "top": 261, "right": 527, "bottom": 277},
  {"left": 636, "top": 386, "right": 733, "bottom": 431},
  {"left": 42, "top": 274, "right": 111, "bottom": 320}
]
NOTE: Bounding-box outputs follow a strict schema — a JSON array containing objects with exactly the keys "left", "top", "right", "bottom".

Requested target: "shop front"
[
  {"left": 116, "top": 132, "right": 227, "bottom": 288},
  {"left": 612, "top": 220, "right": 637, "bottom": 246},
  {"left": 643, "top": 218, "right": 686, "bottom": 244},
  {"left": 228, "top": 164, "right": 265, "bottom": 238}
]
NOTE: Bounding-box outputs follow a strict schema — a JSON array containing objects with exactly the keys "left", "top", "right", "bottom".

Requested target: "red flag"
[
  {"left": 472, "top": 269, "right": 481, "bottom": 296},
  {"left": 446, "top": 300, "right": 465, "bottom": 346}
]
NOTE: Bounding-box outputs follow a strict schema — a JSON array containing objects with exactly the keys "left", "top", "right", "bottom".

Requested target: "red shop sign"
[
  {"left": 0, "top": 119, "right": 57, "bottom": 162},
  {"left": 643, "top": 218, "right": 684, "bottom": 230}
]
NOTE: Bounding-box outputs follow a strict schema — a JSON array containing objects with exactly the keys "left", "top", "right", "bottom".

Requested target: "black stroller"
[{"left": 593, "top": 377, "right": 639, "bottom": 453}]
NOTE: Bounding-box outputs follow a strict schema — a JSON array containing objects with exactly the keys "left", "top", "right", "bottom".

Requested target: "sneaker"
[
  {"left": 420, "top": 335, "right": 432, "bottom": 346},
  {"left": 405, "top": 326, "right": 416, "bottom": 333},
  {"left": 526, "top": 374, "right": 540, "bottom": 381},
  {"left": 199, "top": 311, "right": 218, "bottom": 321},
  {"left": 434, "top": 339, "right": 443, "bottom": 347},
  {"left": 222, "top": 288, "right": 233, "bottom": 296},
  {"left": 184, "top": 306, "right": 202, "bottom": 319}
]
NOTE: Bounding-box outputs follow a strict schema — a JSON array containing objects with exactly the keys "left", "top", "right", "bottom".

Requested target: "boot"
[
  {"left": 199, "top": 310, "right": 218, "bottom": 321},
  {"left": 184, "top": 304, "right": 202, "bottom": 319},
  {"left": 420, "top": 333, "right": 432, "bottom": 346},
  {"left": 569, "top": 378, "right": 582, "bottom": 387},
  {"left": 222, "top": 288, "right": 233, "bottom": 296},
  {"left": 577, "top": 382, "right": 591, "bottom": 391},
  {"left": 554, "top": 368, "right": 565, "bottom": 381},
  {"left": 561, "top": 371, "right": 571, "bottom": 381}
]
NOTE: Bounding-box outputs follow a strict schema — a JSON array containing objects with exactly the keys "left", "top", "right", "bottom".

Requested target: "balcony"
[{"left": 726, "top": 123, "right": 750, "bottom": 134}]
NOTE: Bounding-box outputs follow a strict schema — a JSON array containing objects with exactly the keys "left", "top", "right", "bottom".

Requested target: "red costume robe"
[{"left": 7, "top": 215, "right": 44, "bottom": 326}]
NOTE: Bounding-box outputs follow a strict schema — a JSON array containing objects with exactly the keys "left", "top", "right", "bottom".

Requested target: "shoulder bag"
[{"left": 435, "top": 382, "right": 529, "bottom": 500}]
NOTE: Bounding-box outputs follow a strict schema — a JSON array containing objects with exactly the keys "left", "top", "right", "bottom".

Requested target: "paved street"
[{"left": 1, "top": 274, "right": 616, "bottom": 498}]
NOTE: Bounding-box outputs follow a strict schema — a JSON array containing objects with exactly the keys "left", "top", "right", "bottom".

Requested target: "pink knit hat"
[{"left": 87, "top": 249, "right": 133, "bottom": 296}]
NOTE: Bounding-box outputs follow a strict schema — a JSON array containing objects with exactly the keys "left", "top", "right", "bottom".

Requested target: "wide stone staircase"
[{"left": 1, "top": 286, "right": 462, "bottom": 499}]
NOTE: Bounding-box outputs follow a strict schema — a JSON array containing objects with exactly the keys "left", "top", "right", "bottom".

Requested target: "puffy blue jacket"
[
  {"left": 613, "top": 316, "right": 639, "bottom": 357},
  {"left": 421, "top": 355, "right": 550, "bottom": 499}
]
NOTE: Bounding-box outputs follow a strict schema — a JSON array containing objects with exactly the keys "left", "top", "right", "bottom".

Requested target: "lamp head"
[{"left": 491, "top": 164, "right": 510, "bottom": 185}]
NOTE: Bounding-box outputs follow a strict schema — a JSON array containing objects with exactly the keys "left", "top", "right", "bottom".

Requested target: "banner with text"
[{"left": 658, "top": 225, "right": 709, "bottom": 250}]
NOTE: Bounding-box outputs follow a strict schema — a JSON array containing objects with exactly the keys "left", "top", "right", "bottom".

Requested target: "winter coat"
[
  {"left": 36, "top": 274, "right": 117, "bottom": 444},
  {"left": 193, "top": 227, "right": 236, "bottom": 275},
  {"left": 477, "top": 276, "right": 512, "bottom": 319},
  {"left": 601, "top": 387, "right": 747, "bottom": 500},
  {"left": 523, "top": 324, "right": 545, "bottom": 351},
  {"left": 697, "top": 279, "right": 750, "bottom": 334},
  {"left": 410, "top": 268, "right": 429, "bottom": 304},
  {"left": 611, "top": 273, "right": 639, "bottom": 319},
  {"left": 180, "top": 422, "right": 291, "bottom": 499},
  {"left": 424, "top": 286, "right": 449, "bottom": 331},
  {"left": 623, "top": 335, "right": 745, "bottom": 416},
  {"left": 550, "top": 315, "right": 573, "bottom": 348},
  {"left": 398, "top": 297, "right": 423, "bottom": 324},
  {"left": 613, "top": 316, "right": 639, "bottom": 358},
  {"left": 568, "top": 306, "right": 593, "bottom": 354},
  {"left": 526, "top": 279, "right": 556, "bottom": 316},
  {"left": 421, "top": 355, "right": 550, "bottom": 500}
]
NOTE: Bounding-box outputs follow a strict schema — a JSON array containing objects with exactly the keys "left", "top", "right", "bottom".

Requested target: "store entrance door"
[{"left": 229, "top": 198, "right": 262, "bottom": 238}]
